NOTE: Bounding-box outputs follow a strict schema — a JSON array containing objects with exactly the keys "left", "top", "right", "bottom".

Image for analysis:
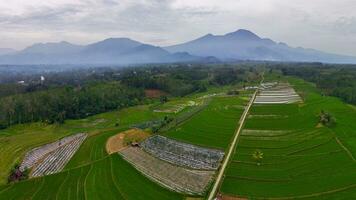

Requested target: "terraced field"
[
  {"left": 164, "top": 95, "right": 251, "bottom": 149},
  {"left": 220, "top": 80, "right": 356, "bottom": 199}
]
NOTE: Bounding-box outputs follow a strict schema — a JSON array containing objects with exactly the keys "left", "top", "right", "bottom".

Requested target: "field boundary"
[
  {"left": 259, "top": 184, "right": 356, "bottom": 199},
  {"left": 335, "top": 136, "right": 356, "bottom": 162}
]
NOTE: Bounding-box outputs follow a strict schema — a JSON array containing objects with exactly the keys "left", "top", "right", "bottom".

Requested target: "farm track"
[{"left": 207, "top": 87, "right": 260, "bottom": 199}]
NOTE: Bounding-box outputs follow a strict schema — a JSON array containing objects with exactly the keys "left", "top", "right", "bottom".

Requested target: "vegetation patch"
[{"left": 8, "top": 163, "right": 29, "bottom": 183}]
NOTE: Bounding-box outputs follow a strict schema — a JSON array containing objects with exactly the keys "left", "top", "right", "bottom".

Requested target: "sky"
[{"left": 0, "top": 0, "right": 355, "bottom": 56}]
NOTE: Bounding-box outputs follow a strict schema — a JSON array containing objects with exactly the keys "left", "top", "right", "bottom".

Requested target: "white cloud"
[{"left": 0, "top": 0, "right": 355, "bottom": 56}]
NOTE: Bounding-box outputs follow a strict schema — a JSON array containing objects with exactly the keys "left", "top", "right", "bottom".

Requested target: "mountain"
[
  {"left": 0, "top": 48, "right": 16, "bottom": 56},
  {"left": 1, "top": 29, "right": 354, "bottom": 65},
  {"left": 165, "top": 29, "right": 356, "bottom": 64},
  {"left": 21, "top": 41, "right": 84, "bottom": 55},
  {"left": 0, "top": 39, "right": 205, "bottom": 65}
]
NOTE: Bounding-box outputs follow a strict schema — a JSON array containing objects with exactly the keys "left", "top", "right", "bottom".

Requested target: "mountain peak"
[
  {"left": 103, "top": 37, "right": 132, "bottom": 42},
  {"left": 225, "top": 29, "right": 261, "bottom": 40}
]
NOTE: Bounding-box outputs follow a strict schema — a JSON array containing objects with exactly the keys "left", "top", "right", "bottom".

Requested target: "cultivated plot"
[
  {"left": 20, "top": 133, "right": 87, "bottom": 177},
  {"left": 120, "top": 147, "right": 214, "bottom": 195},
  {"left": 141, "top": 135, "right": 224, "bottom": 170},
  {"left": 254, "top": 82, "right": 302, "bottom": 104}
]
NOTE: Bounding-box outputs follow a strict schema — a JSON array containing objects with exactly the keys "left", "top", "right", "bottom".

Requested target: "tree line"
[
  {"left": 272, "top": 63, "right": 356, "bottom": 105},
  {"left": 0, "top": 82, "right": 143, "bottom": 129},
  {"left": 0, "top": 64, "right": 261, "bottom": 129}
]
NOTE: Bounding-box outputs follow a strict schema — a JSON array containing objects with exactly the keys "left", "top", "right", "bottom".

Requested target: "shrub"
[
  {"left": 319, "top": 110, "right": 336, "bottom": 127},
  {"left": 8, "top": 164, "right": 29, "bottom": 183}
]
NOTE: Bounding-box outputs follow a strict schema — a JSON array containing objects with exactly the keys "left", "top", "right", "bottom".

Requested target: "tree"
[
  {"left": 319, "top": 110, "right": 335, "bottom": 127},
  {"left": 252, "top": 149, "right": 264, "bottom": 165},
  {"left": 160, "top": 96, "right": 168, "bottom": 104}
]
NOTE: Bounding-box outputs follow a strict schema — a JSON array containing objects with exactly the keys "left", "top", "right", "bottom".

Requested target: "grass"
[{"left": 220, "top": 77, "right": 356, "bottom": 199}]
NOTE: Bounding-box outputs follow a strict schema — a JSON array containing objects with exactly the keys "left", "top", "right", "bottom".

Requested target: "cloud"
[{"left": 0, "top": 0, "right": 355, "bottom": 56}]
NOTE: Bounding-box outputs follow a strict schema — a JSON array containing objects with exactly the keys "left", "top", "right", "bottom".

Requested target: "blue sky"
[{"left": 0, "top": 0, "right": 355, "bottom": 56}]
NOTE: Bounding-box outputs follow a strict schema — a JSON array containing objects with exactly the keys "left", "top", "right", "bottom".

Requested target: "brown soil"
[
  {"left": 106, "top": 129, "right": 150, "bottom": 154},
  {"left": 144, "top": 89, "right": 166, "bottom": 98}
]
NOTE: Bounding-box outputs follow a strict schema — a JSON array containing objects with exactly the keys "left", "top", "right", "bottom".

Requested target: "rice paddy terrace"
[{"left": 220, "top": 80, "right": 356, "bottom": 199}]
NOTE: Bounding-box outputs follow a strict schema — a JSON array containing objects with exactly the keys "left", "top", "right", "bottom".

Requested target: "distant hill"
[
  {"left": 0, "top": 48, "right": 16, "bottom": 56},
  {"left": 21, "top": 41, "right": 84, "bottom": 55},
  {"left": 165, "top": 29, "right": 356, "bottom": 64},
  {"left": 0, "top": 38, "right": 208, "bottom": 65}
]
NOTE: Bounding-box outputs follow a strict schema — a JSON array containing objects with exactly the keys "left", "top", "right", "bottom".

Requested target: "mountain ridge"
[
  {"left": 1, "top": 29, "right": 355, "bottom": 64},
  {"left": 165, "top": 29, "right": 356, "bottom": 64}
]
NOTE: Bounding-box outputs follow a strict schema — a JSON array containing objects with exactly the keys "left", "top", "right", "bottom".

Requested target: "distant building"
[
  {"left": 40, "top": 76, "right": 45, "bottom": 84},
  {"left": 245, "top": 86, "right": 259, "bottom": 90}
]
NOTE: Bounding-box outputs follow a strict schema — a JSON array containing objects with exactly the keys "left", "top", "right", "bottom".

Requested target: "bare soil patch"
[
  {"left": 144, "top": 89, "right": 166, "bottom": 98},
  {"left": 106, "top": 129, "right": 150, "bottom": 154}
]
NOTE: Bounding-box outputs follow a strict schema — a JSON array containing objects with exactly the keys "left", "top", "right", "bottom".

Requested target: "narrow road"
[{"left": 207, "top": 75, "right": 263, "bottom": 200}]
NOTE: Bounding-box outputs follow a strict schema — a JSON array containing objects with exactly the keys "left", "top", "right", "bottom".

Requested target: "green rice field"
[
  {"left": 220, "top": 78, "right": 356, "bottom": 199},
  {"left": 0, "top": 154, "right": 183, "bottom": 200},
  {"left": 164, "top": 95, "right": 251, "bottom": 149}
]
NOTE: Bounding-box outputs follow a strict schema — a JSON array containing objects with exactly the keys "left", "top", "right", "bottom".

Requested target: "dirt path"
[{"left": 207, "top": 87, "right": 260, "bottom": 200}]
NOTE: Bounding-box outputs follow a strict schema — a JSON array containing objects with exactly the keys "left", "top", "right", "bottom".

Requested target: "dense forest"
[
  {"left": 271, "top": 63, "right": 356, "bottom": 105},
  {"left": 0, "top": 64, "right": 260, "bottom": 129}
]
